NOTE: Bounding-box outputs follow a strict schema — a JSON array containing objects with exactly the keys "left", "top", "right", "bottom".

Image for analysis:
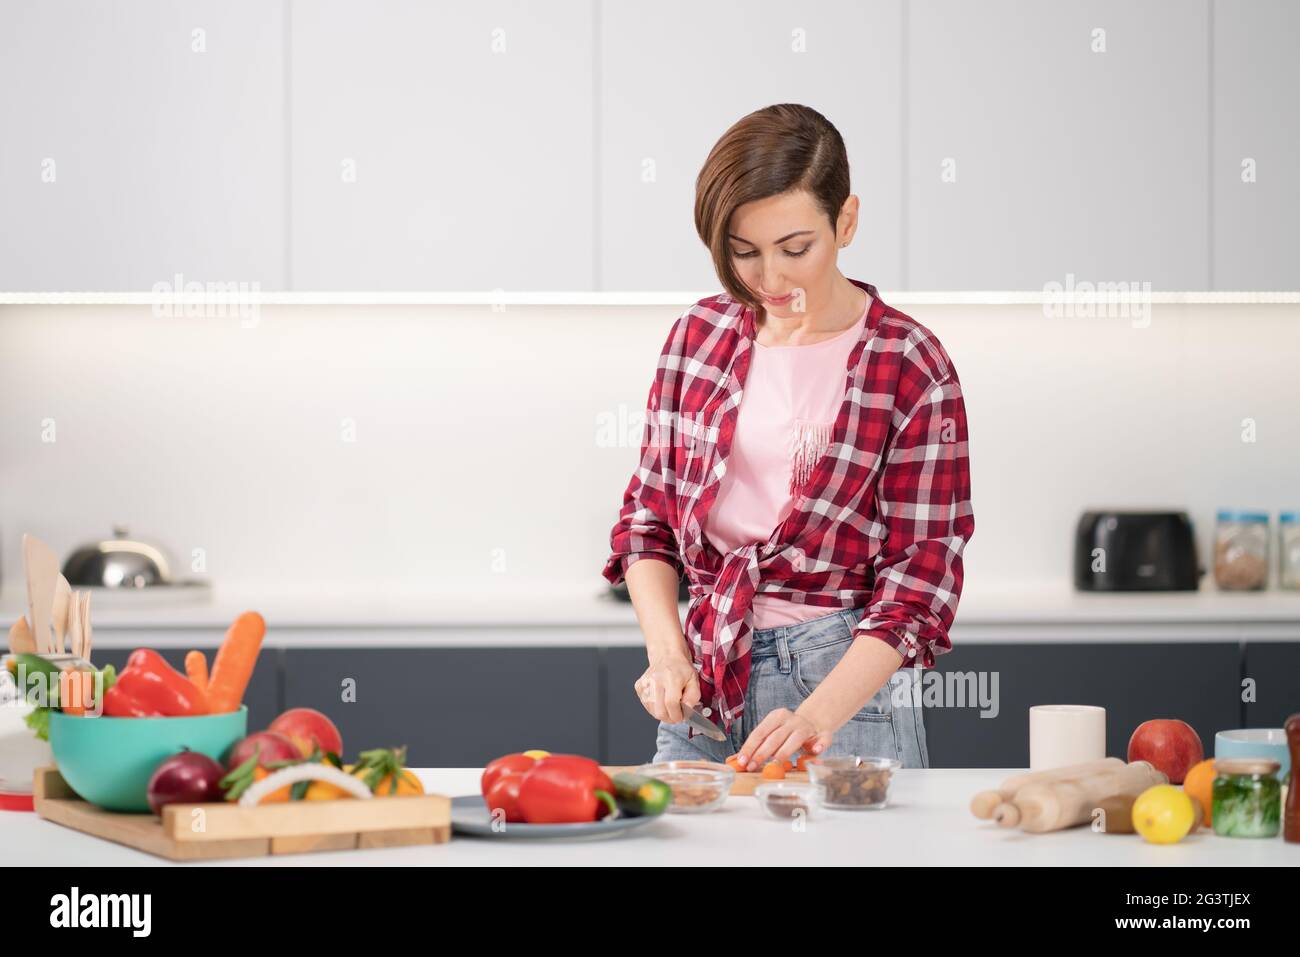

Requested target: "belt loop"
[
  {"left": 839, "top": 609, "right": 856, "bottom": 636},
  {"left": 776, "top": 628, "right": 792, "bottom": 674}
]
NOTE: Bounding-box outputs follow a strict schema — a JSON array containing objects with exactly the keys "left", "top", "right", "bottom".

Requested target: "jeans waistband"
[{"left": 750, "top": 606, "right": 865, "bottom": 656}]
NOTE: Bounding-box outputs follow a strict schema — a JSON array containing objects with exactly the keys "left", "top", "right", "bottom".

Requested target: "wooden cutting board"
[
  {"left": 33, "top": 767, "right": 452, "bottom": 861},
  {"left": 602, "top": 765, "right": 809, "bottom": 797}
]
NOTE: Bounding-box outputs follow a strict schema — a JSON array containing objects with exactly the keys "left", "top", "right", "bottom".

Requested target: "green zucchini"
[{"left": 611, "top": 771, "right": 673, "bottom": 817}]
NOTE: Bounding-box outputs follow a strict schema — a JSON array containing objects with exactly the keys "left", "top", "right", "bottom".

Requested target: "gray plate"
[{"left": 449, "top": 795, "right": 664, "bottom": 840}]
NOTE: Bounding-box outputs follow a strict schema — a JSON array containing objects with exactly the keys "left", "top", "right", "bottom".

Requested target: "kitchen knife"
[{"left": 684, "top": 704, "right": 727, "bottom": 742}]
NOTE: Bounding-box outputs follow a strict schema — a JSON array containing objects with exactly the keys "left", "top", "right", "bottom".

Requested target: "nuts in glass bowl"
[
  {"left": 754, "top": 781, "right": 817, "bottom": 820},
  {"left": 806, "top": 755, "right": 900, "bottom": 809},
  {"left": 635, "top": 760, "right": 734, "bottom": 813}
]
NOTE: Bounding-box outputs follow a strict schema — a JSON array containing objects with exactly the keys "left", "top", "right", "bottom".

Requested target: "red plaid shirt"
[{"left": 602, "top": 280, "right": 974, "bottom": 733}]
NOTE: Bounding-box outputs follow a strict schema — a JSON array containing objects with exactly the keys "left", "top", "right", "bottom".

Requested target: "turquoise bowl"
[
  {"left": 49, "top": 706, "right": 248, "bottom": 812},
  {"left": 1214, "top": 729, "right": 1290, "bottom": 778}
]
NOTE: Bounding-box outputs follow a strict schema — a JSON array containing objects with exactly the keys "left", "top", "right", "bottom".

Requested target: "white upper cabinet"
[
  {"left": 290, "top": 0, "right": 594, "bottom": 291},
  {"left": 0, "top": 0, "right": 286, "bottom": 291},
  {"left": 1, "top": 1, "right": 1294, "bottom": 294},
  {"left": 1213, "top": 0, "right": 1299, "bottom": 291},
  {"left": 598, "top": 0, "right": 903, "bottom": 293},
  {"left": 907, "top": 0, "right": 1210, "bottom": 290}
]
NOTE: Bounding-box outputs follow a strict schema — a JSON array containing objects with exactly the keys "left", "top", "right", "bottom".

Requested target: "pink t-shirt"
[{"left": 704, "top": 293, "right": 872, "bottom": 629}]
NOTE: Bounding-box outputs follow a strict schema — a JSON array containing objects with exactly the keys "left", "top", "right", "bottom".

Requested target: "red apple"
[
  {"left": 226, "top": 730, "right": 300, "bottom": 771},
  {"left": 1127, "top": 719, "right": 1203, "bottom": 784},
  {"left": 269, "top": 708, "right": 343, "bottom": 759}
]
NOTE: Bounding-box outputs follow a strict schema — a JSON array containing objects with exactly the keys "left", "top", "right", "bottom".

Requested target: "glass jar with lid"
[
  {"left": 1279, "top": 513, "right": 1300, "bottom": 591},
  {"left": 1213, "top": 511, "right": 1269, "bottom": 590},
  {"left": 1212, "top": 759, "right": 1282, "bottom": 838}
]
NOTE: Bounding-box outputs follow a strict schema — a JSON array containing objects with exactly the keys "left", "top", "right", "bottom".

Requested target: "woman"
[{"left": 601, "top": 104, "right": 974, "bottom": 771}]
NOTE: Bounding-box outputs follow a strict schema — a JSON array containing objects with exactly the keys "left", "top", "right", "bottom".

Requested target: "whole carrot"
[
  {"left": 185, "top": 649, "right": 210, "bottom": 710},
  {"left": 206, "top": 612, "right": 265, "bottom": 713},
  {"left": 59, "top": 669, "right": 94, "bottom": 716}
]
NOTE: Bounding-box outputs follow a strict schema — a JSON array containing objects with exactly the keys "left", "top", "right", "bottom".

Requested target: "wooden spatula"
[
  {"left": 66, "top": 592, "right": 83, "bottom": 660},
  {"left": 21, "top": 534, "right": 60, "bottom": 655},
  {"left": 52, "top": 576, "right": 72, "bottom": 655},
  {"left": 81, "top": 592, "right": 93, "bottom": 662}
]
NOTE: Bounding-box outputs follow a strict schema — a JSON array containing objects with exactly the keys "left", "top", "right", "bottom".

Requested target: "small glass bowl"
[
  {"left": 754, "top": 781, "right": 818, "bottom": 821},
  {"left": 635, "top": 760, "right": 734, "bottom": 814},
  {"left": 806, "top": 755, "right": 901, "bottom": 810}
]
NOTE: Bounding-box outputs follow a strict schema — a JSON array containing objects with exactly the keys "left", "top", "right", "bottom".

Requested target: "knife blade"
[{"left": 683, "top": 704, "right": 727, "bottom": 742}]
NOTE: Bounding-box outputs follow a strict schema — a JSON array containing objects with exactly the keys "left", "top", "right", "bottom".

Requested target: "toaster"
[{"left": 1074, "top": 510, "right": 1202, "bottom": 591}]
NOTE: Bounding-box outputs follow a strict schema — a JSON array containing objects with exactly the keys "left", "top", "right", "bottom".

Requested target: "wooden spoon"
[{"left": 7, "top": 617, "right": 37, "bottom": 655}]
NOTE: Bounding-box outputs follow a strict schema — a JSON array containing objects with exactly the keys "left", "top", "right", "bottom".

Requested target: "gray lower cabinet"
[
  {"left": 922, "top": 643, "right": 1243, "bottom": 768},
  {"left": 604, "top": 648, "right": 659, "bottom": 765},
  {"left": 102, "top": 639, "right": 1279, "bottom": 769},
  {"left": 1242, "top": 641, "right": 1300, "bottom": 729},
  {"left": 281, "top": 648, "right": 601, "bottom": 767},
  {"left": 93, "top": 647, "right": 282, "bottom": 733},
  {"left": 605, "top": 643, "right": 1247, "bottom": 769}
]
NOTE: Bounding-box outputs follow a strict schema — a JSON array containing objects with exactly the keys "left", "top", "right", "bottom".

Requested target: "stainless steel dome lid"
[{"left": 61, "top": 525, "right": 173, "bottom": 588}]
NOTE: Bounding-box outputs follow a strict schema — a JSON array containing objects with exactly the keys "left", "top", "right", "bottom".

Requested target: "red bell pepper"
[
  {"left": 481, "top": 753, "right": 538, "bottom": 822},
  {"left": 516, "top": 755, "right": 618, "bottom": 824},
  {"left": 482, "top": 753, "right": 537, "bottom": 795},
  {"left": 110, "top": 649, "right": 208, "bottom": 717},
  {"left": 485, "top": 775, "right": 528, "bottom": 823},
  {"left": 102, "top": 683, "right": 164, "bottom": 717}
]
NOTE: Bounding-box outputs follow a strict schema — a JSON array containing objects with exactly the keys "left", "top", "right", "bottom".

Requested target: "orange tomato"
[
  {"left": 761, "top": 762, "right": 786, "bottom": 780},
  {"left": 252, "top": 765, "right": 292, "bottom": 803},
  {"left": 795, "top": 754, "right": 813, "bottom": 772},
  {"left": 302, "top": 761, "right": 360, "bottom": 800},
  {"left": 725, "top": 755, "right": 745, "bottom": 772},
  {"left": 304, "top": 781, "right": 348, "bottom": 800},
  {"left": 355, "top": 767, "right": 424, "bottom": 797}
]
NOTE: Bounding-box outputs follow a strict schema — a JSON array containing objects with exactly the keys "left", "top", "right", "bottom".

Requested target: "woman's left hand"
[{"left": 735, "top": 707, "right": 834, "bottom": 770}]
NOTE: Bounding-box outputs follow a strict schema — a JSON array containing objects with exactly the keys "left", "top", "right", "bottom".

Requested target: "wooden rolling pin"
[
  {"left": 969, "top": 758, "right": 1125, "bottom": 819},
  {"left": 1001, "top": 761, "right": 1168, "bottom": 832}
]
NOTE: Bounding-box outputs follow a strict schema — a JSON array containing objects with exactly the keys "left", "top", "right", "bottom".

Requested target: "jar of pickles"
[
  {"left": 1214, "top": 512, "right": 1269, "bottom": 590},
  {"left": 1212, "top": 759, "right": 1282, "bottom": 838},
  {"left": 1279, "top": 513, "right": 1300, "bottom": 591}
]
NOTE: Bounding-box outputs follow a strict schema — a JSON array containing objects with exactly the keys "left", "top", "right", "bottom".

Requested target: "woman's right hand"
[{"left": 634, "top": 654, "right": 701, "bottom": 724}]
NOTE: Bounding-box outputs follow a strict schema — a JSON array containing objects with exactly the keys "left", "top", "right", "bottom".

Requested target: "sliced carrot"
[
  {"left": 184, "top": 650, "right": 210, "bottom": 711},
  {"left": 206, "top": 612, "right": 265, "bottom": 713}
]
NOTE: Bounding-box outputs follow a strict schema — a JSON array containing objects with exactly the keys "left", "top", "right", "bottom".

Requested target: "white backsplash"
[{"left": 1, "top": 300, "right": 1298, "bottom": 599}]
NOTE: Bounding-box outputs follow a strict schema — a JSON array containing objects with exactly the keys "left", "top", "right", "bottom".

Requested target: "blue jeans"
[{"left": 652, "top": 606, "right": 930, "bottom": 768}]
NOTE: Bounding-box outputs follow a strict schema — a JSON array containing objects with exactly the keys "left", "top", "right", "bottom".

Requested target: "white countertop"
[
  {"left": 3, "top": 581, "right": 1298, "bottom": 647},
  {"left": 7, "top": 768, "right": 1294, "bottom": 866}
]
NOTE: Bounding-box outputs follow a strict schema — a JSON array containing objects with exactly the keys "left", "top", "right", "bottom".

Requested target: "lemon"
[{"left": 1131, "top": 784, "right": 1196, "bottom": 844}]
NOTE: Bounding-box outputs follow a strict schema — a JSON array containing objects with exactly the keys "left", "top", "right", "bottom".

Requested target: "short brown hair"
[{"left": 694, "top": 104, "right": 851, "bottom": 309}]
